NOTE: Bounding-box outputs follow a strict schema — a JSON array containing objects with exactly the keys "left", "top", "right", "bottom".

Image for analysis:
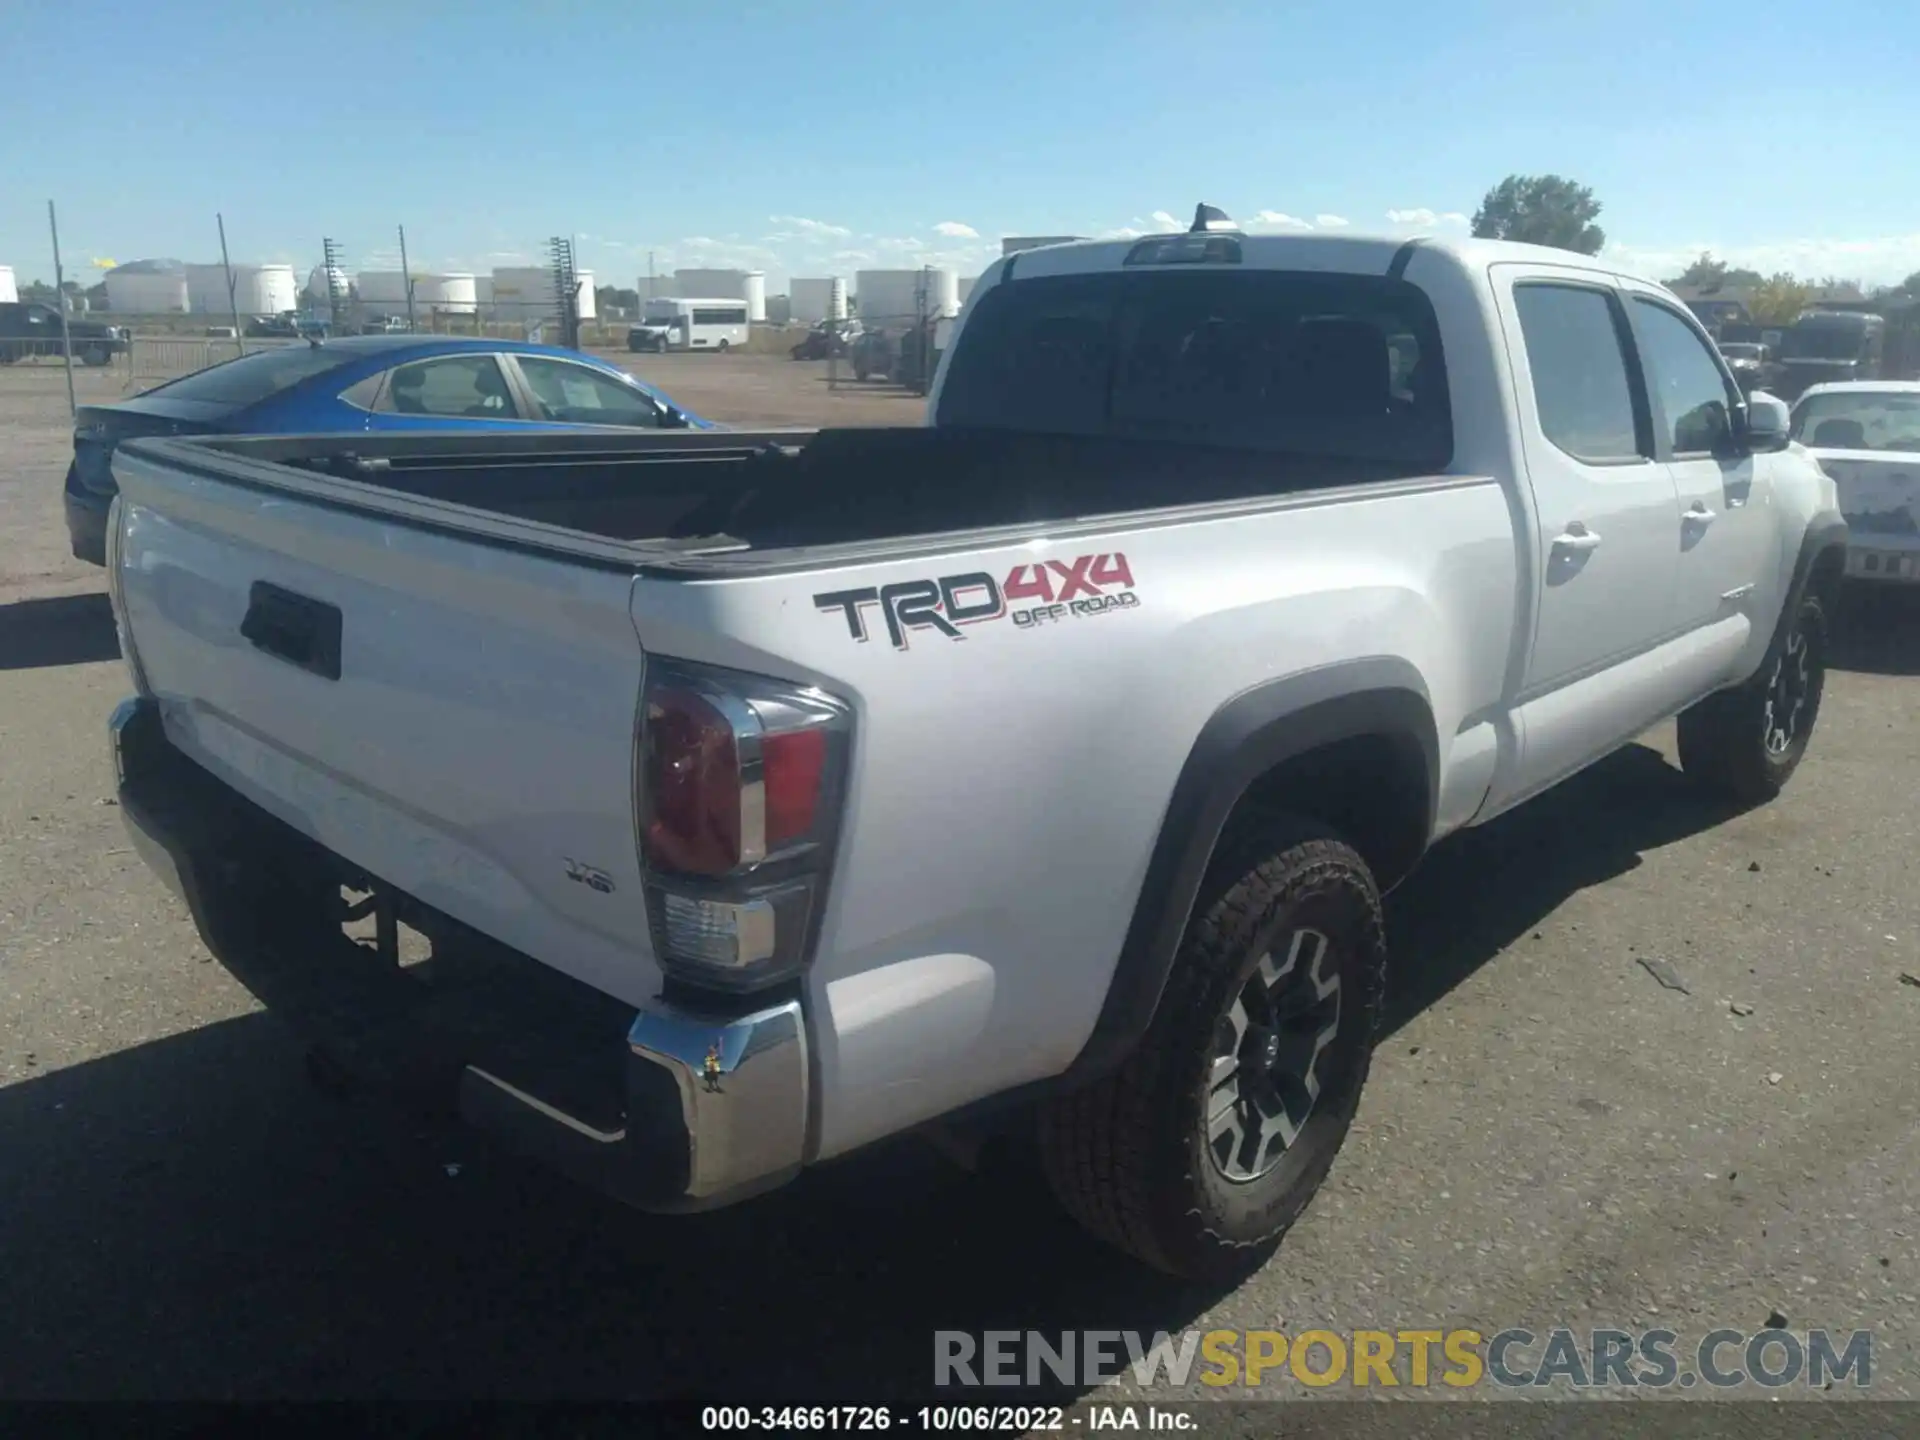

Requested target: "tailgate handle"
[{"left": 240, "top": 582, "right": 342, "bottom": 682}]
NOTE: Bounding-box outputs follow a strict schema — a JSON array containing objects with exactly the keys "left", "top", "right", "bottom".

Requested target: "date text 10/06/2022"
[
  {"left": 813, "top": 552, "right": 1140, "bottom": 652},
  {"left": 699, "top": 1405, "right": 1185, "bottom": 1431}
]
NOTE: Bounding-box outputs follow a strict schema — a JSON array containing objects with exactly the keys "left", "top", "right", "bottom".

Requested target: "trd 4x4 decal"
[{"left": 814, "top": 552, "right": 1140, "bottom": 650}]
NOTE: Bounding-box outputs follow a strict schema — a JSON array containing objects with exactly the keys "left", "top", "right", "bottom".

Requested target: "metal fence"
[{"left": 121, "top": 335, "right": 294, "bottom": 390}]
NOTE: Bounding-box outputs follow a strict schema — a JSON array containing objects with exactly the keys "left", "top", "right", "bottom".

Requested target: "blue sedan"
[{"left": 64, "top": 335, "right": 718, "bottom": 564}]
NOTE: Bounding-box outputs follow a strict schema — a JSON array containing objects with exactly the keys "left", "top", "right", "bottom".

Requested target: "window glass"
[
  {"left": 937, "top": 269, "right": 1451, "bottom": 468},
  {"left": 377, "top": 355, "right": 516, "bottom": 418},
  {"left": 147, "top": 344, "right": 351, "bottom": 406},
  {"left": 690, "top": 307, "right": 747, "bottom": 326},
  {"left": 1632, "top": 299, "right": 1737, "bottom": 454},
  {"left": 1512, "top": 284, "right": 1641, "bottom": 462},
  {"left": 1790, "top": 391, "right": 1920, "bottom": 452},
  {"left": 516, "top": 357, "right": 662, "bottom": 426}
]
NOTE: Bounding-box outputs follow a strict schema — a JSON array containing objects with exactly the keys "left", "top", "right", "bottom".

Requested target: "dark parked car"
[
  {"left": 1717, "top": 341, "right": 1779, "bottom": 394},
  {"left": 0, "top": 301, "right": 130, "bottom": 366},
  {"left": 245, "top": 313, "right": 327, "bottom": 339},
  {"left": 789, "top": 319, "right": 860, "bottom": 360},
  {"left": 64, "top": 335, "right": 716, "bottom": 564}
]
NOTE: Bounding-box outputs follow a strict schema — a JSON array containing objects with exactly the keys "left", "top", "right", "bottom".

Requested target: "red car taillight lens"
[
  {"left": 762, "top": 727, "right": 827, "bottom": 848},
  {"left": 637, "top": 660, "right": 852, "bottom": 993},
  {"left": 643, "top": 685, "right": 743, "bottom": 877}
]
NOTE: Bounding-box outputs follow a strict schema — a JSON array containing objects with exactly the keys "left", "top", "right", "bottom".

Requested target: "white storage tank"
[
  {"left": 416, "top": 272, "right": 478, "bottom": 315},
  {"left": 186, "top": 262, "right": 297, "bottom": 317},
  {"left": 743, "top": 270, "right": 767, "bottom": 323},
  {"left": 252, "top": 263, "right": 299, "bottom": 315},
  {"left": 105, "top": 258, "right": 190, "bottom": 314},
  {"left": 673, "top": 268, "right": 750, "bottom": 302},
  {"left": 355, "top": 270, "right": 412, "bottom": 308},
  {"left": 0, "top": 265, "right": 17, "bottom": 305},
  {"left": 790, "top": 278, "right": 838, "bottom": 325},
  {"left": 855, "top": 267, "right": 960, "bottom": 326},
  {"left": 489, "top": 266, "right": 558, "bottom": 320},
  {"left": 959, "top": 276, "right": 978, "bottom": 307},
  {"left": 474, "top": 276, "right": 494, "bottom": 314},
  {"left": 488, "top": 266, "right": 594, "bottom": 321},
  {"left": 306, "top": 263, "right": 350, "bottom": 305}
]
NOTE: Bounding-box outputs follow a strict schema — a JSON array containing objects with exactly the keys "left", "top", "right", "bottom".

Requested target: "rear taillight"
[
  {"left": 104, "top": 495, "right": 151, "bottom": 698},
  {"left": 637, "top": 659, "right": 852, "bottom": 992}
]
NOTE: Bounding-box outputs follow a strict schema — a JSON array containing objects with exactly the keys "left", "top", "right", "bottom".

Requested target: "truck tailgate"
[{"left": 112, "top": 447, "right": 662, "bottom": 1007}]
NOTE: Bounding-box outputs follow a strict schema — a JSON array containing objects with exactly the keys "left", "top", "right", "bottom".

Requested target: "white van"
[{"left": 628, "top": 298, "right": 750, "bottom": 354}]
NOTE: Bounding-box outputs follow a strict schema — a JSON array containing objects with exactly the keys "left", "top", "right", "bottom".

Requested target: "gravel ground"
[{"left": 0, "top": 356, "right": 1916, "bottom": 1418}]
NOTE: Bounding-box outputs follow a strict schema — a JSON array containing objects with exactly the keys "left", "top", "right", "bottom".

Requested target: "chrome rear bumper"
[{"left": 111, "top": 695, "right": 809, "bottom": 1213}]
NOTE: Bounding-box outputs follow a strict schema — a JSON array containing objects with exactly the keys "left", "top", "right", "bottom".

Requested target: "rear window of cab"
[{"left": 937, "top": 268, "right": 1451, "bottom": 470}]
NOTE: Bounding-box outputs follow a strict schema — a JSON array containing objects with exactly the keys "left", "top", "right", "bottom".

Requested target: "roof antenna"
[{"left": 1191, "top": 203, "right": 1236, "bottom": 233}]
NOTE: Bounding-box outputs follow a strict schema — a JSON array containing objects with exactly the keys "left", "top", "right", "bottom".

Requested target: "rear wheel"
[
  {"left": 1678, "top": 591, "right": 1828, "bottom": 804},
  {"left": 81, "top": 343, "right": 112, "bottom": 367},
  {"left": 1038, "top": 818, "right": 1385, "bottom": 1281}
]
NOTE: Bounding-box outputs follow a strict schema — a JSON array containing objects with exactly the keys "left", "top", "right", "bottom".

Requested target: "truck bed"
[{"left": 119, "top": 425, "right": 1448, "bottom": 572}]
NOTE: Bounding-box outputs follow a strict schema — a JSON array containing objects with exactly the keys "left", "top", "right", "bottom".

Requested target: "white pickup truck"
[{"left": 106, "top": 212, "right": 1847, "bottom": 1281}]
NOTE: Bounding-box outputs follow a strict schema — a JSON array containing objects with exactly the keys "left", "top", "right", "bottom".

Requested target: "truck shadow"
[
  {"left": 0, "top": 742, "right": 1734, "bottom": 1404},
  {"left": 0, "top": 591, "right": 119, "bottom": 672},
  {"left": 1829, "top": 583, "right": 1920, "bottom": 677},
  {"left": 0, "top": 1012, "right": 1223, "bottom": 1402},
  {"left": 1382, "top": 742, "right": 1738, "bottom": 1031}
]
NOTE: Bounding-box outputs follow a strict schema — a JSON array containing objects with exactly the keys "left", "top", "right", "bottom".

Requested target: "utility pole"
[
  {"left": 217, "top": 212, "right": 246, "bottom": 354},
  {"left": 549, "top": 236, "right": 580, "bottom": 351},
  {"left": 322, "top": 237, "right": 348, "bottom": 334},
  {"left": 398, "top": 224, "right": 417, "bottom": 332},
  {"left": 47, "top": 200, "right": 77, "bottom": 416}
]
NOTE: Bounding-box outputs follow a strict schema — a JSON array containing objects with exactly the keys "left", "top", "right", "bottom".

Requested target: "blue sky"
[{"left": 5, "top": 0, "right": 1917, "bottom": 292}]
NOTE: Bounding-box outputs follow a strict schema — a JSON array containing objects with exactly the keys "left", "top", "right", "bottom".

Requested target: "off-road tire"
[
  {"left": 1678, "top": 591, "right": 1828, "bottom": 805},
  {"left": 1038, "top": 818, "right": 1386, "bottom": 1281},
  {"left": 81, "top": 343, "right": 112, "bottom": 367}
]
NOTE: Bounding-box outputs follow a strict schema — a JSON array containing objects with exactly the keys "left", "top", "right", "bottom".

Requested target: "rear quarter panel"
[{"left": 635, "top": 481, "right": 1517, "bottom": 1158}]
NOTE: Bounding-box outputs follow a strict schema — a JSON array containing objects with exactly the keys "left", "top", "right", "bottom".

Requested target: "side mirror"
[
  {"left": 1742, "top": 391, "right": 1791, "bottom": 453},
  {"left": 661, "top": 405, "right": 688, "bottom": 428}
]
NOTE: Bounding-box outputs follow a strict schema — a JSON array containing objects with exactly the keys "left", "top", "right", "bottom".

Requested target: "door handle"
[
  {"left": 1685, "top": 503, "right": 1717, "bottom": 526},
  {"left": 1550, "top": 525, "right": 1602, "bottom": 554}
]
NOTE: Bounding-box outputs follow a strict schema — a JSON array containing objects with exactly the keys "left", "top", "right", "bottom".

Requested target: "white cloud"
[
  {"left": 1314, "top": 214, "right": 1350, "bottom": 229},
  {"left": 1253, "top": 210, "right": 1312, "bottom": 229},
  {"left": 1385, "top": 208, "right": 1470, "bottom": 229},
  {"left": 768, "top": 215, "right": 853, "bottom": 239},
  {"left": 1150, "top": 210, "right": 1182, "bottom": 232},
  {"left": 1603, "top": 232, "right": 1920, "bottom": 288},
  {"left": 933, "top": 220, "right": 979, "bottom": 239}
]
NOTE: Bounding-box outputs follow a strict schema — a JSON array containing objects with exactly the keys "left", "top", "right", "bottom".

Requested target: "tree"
[
  {"left": 1669, "top": 252, "right": 1728, "bottom": 290},
  {"left": 1665, "top": 251, "right": 1766, "bottom": 292},
  {"left": 1471, "top": 174, "right": 1606, "bottom": 254},
  {"left": 595, "top": 284, "right": 639, "bottom": 315},
  {"left": 1747, "top": 273, "right": 1813, "bottom": 326},
  {"left": 1900, "top": 270, "right": 1920, "bottom": 298}
]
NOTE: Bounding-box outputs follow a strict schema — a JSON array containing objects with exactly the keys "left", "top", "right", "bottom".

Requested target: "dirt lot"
[{"left": 1, "top": 354, "right": 1917, "bottom": 1415}]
